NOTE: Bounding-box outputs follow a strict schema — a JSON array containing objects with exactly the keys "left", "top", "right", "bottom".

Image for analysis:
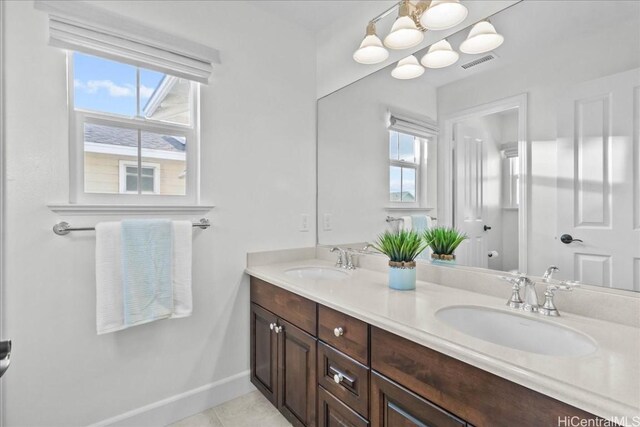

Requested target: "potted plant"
[
  {"left": 423, "top": 227, "right": 468, "bottom": 264},
  {"left": 372, "top": 230, "right": 427, "bottom": 290}
]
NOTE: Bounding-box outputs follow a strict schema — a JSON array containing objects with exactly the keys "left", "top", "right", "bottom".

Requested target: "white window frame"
[
  {"left": 67, "top": 52, "right": 200, "bottom": 205},
  {"left": 119, "top": 160, "right": 161, "bottom": 195},
  {"left": 503, "top": 153, "right": 520, "bottom": 209},
  {"left": 388, "top": 131, "right": 423, "bottom": 207}
]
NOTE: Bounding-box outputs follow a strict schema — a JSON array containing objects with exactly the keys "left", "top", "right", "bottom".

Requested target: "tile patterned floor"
[{"left": 169, "top": 391, "right": 292, "bottom": 427}]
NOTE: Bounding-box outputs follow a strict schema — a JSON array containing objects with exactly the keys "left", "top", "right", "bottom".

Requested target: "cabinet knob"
[
  {"left": 269, "top": 323, "right": 276, "bottom": 331},
  {"left": 333, "top": 373, "right": 343, "bottom": 384},
  {"left": 334, "top": 327, "right": 344, "bottom": 337},
  {"left": 274, "top": 326, "right": 283, "bottom": 334}
]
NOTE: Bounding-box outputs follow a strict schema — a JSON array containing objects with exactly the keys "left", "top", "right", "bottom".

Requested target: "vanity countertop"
[{"left": 246, "top": 258, "right": 640, "bottom": 422}]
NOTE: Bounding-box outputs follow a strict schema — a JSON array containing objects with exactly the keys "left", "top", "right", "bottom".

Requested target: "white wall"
[
  {"left": 2, "top": 1, "right": 316, "bottom": 425},
  {"left": 317, "top": 68, "right": 437, "bottom": 245},
  {"left": 437, "top": 15, "right": 640, "bottom": 276}
]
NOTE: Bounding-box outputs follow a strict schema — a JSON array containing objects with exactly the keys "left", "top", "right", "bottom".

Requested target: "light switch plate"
[
  {"left": 300, "top": 214, "right": 309, "bottom": 232},
  {"left": 323, "top": 213, "right": 332, "bottom": 231}
]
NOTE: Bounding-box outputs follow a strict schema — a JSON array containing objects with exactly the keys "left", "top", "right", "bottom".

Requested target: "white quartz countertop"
[{"left": 246, "top": 258, "right": 640, "bottom": 422}]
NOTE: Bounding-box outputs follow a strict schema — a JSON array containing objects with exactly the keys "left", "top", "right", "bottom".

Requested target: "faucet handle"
[
  {"left": 547, "top": 280, "right": 580, "bottom": 292},
  {"left": 330, "top": 247, "right": 344, "bottom": 268},
  {"left": 540, "top": 281, "right": 579, "bottom": 316},
  {"left": 501, "top": 274, "right": 524, "bottom": 309},
  {"left": 500, "top": 272, "right": 526, "bottom": 287}
]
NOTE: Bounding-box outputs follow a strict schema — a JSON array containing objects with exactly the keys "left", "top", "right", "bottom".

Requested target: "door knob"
[
  {"left": 0, "top": 340, "right": 11, "bottom": 378},
  {"left": 560, "top": 234, "right": 583, "bottom": 244},
  {"left": 484, "top": 225, "right": 492, "bottom": 231}
]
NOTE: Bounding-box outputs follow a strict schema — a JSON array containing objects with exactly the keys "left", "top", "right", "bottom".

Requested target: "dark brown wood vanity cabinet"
[
  {"left": 250, "top": 276, "right": 600, "bottom": 427},
  {"left": 250, "top": 278, "right": 317, "bottom": 427}
]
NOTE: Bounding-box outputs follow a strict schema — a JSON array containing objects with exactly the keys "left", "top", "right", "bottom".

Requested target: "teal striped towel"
[
  {"left": 121, "top": 219, "right": 173, "bottom": 327},
  {"left": 412, "top": 215, "right": 432, "bottom": 260}
]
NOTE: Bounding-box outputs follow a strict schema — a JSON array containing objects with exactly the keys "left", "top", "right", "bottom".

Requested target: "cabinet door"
[
  {"left": 278, "top": 318, "right": 317, "bottom": 427},
  {"left": 318, "top": 386, "right": 369, "bottom": 427},
  {"left": 370, "top": 372, "right": 466, "bottom": 427},
  {"left": 250, "top": 303, "right": 278, "bottom": 405}
]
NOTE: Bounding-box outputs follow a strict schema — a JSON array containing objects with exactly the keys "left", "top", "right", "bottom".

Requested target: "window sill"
[
  {"left": 48, "top": 203, "right": 215, "bottom": 216},
  {"left": 385, "top": 206, "right": 434, "bottom": 211}
]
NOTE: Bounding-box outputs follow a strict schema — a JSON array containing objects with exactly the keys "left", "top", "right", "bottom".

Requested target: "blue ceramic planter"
[
  {"left": 431, "top": 254, "right": 456, "bottom": 266},
  {"left": 388, "top": 262, "right": 416, "bottom": 290}
]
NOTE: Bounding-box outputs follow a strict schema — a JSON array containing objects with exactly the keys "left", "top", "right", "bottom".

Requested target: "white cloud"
[
  {"left": 75, "top": 79, "right": 136, "bottom": 97},
  {"left": 139, "top": 85, "right": 155, "bottom": 99}
]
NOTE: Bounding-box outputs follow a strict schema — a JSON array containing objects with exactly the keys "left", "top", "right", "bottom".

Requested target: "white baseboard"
[{"left": 90, "top": 370, "right": 255, "bottom": 427}]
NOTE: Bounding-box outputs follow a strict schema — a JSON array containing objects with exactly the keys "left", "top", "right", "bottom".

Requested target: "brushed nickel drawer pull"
[
  {"left": 328, "top": 365, "right": 355, "bottom": 388},
  {"left": 334, "top": 327, "right": 344, "bottom": 337}
]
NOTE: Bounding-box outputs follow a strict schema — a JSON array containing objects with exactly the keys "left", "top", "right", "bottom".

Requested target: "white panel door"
[
  {"left": 454, "top": 121, "right": 489, "bottom": 269},
  {"left": 557, "top": 68, "right": 640, "bottom": 291}
]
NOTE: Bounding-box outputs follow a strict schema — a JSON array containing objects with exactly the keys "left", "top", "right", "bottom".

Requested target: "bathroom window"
[
  {"left": 69, "top": 52, "right": 199, "bottom": 203},
  {"left": 389, "top": 131, "right": 421, "bottom": 203},
  {"left": 502, "top": 146, "right": 520, "bottom": 208}
]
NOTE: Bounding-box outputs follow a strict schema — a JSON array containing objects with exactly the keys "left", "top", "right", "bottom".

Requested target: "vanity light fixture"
[
  {"left": 384, "top": 0, "right": 424, "bottom": 50},
  {"left": 419, "top": 0, "right": 468, "bottom": 31},
  {"left": 459, "top": 20, "right": 504, "bottom": 54},
  {"left": 391, "top": 55, "right": 425, "bottom": 79},
  {"left": 420, "top": 39, "right": 459, "bottom": 68},
  {"left": 353, "top": 22, "right": 389, "bottom": 64}
]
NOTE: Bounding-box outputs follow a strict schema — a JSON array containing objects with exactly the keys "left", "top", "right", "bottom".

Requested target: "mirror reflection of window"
[
  {"left": 389, "top": 130, "right": 423, "bottom": 204},
  {"left": 501, "top": 143, "right": 519, "bottom": 209}
]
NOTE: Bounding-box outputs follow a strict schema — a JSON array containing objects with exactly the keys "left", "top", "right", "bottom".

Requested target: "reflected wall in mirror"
[{"left": 317, "top": 0, "right": 640, "bottom": 292}]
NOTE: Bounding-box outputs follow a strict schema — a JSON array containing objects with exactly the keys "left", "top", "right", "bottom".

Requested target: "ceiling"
[
  {"left": 246, "top": 0, "right": 391, "bottom": 33},
  {"left": 401, "top": 0, "right": 640, "bottom": 88}
]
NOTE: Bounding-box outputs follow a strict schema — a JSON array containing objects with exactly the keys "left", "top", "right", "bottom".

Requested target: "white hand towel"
[
  {"left": 96, "top": 222, "right": 125, "bottom": 335},
  {"left": 401, "top": 216, "right": 412, "bottom": 231},
  {"left": 171, "top": 220, "right": 193, "bottom": 318},
  {"left": 96, "top": 220, "right": 193, "bottom": 334}
]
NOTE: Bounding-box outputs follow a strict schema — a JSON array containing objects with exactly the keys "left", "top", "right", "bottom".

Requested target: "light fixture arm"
[
  {"left": 413, "top": 1, "right": 432, "bottom": 17},
  {"left": 369, "top": 0, "right": 429, "bottom": 32},
  {"left": 365, "top": 21, "right": 377, "bottom": 36}
]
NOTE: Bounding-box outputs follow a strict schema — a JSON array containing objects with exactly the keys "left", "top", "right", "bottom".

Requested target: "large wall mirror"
[{"left": 317, "top": 0, "right": 640, "bottom": 292}]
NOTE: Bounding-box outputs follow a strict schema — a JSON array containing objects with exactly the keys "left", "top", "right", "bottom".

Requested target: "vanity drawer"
[
  {"left": 318, "top": 305, "right": 368, "bottom": 364},
  {"left": 371, "top": 327, "right": 598, "bottom": 427},
  {"left": 250, "top": 276, "right": 317, "bottom": 336},
  {"left": 318, "top": 386, "right": 369, "bottom": 427},
  {"left": 318, "top": 341, "right": 369, "bottom": 418}
]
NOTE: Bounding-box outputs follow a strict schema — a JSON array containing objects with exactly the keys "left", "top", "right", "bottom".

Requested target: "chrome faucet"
[
  {"left": 542, "top": 265, "right": 559, "bottom": 282},
  {"left": 344, "top": 249, "right": 356, "bottom": 270},
  {"left": 503, "top": 268, "right": 578, "bottom": 316},
  {"left": 329, "top": 247, "right": 357, "bottom": 270},
  {"left": 329, "top": 247, "right": 345, "bottom": 268},
  {"left": 521, "top": 276, "right": 539, "bottom": 312}
]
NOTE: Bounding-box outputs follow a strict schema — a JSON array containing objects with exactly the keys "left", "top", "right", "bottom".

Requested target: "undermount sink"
[
  {"left": 436, "top": 306, "right": 597, "bottom": 357},
  {"left": 284, "top": 267, "right": 349, "bottom": 281}
]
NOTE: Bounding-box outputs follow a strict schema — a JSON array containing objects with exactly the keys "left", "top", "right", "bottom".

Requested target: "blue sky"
[{"left": 73, "top": 52, "right": 164, "bottom": 117}]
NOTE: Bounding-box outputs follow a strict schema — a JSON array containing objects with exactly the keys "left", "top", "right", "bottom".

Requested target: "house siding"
[{"left": 84, "top": 152, "right": 186, "bottom": 195}]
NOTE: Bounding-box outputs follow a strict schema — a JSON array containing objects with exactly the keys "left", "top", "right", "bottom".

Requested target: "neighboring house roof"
[
  {"left": 143, "top": 75, "right": 191, "bottom": 125},
  {"left": 84, "top": 123, "right": 186, "bottom": 152},
  {"left": 390, "top": 192, "right": 416, "bottom": 202}
]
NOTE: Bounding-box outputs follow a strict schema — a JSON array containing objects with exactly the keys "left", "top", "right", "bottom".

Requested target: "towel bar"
[
  {"left": 386, "top": 215, "right": 437, "bottom": 223},
  {"left": 53, "top": 218, "right": 211, "bottom": 236}
]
